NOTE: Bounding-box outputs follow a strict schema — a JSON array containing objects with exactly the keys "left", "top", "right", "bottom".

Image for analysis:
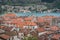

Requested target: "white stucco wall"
[{"left": 23, "top": 26, "right": 38, "bottom": 29}]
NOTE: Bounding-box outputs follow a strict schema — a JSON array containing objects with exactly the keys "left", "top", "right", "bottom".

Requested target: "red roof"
[
  {"left": 50, "top": 26, "right": 59, "bottom": 31},
  {"left": 0, "top": 34, "right": 10, "bottom": 39},
  {"left": 0, "top": 26, "right": 5, "bottom": 29},
  {"left": 11, "top": 19, "right": 17, "bottom": 24},
  {"left": 16, "top": 22, "right": 24, "bottom": 28},
  {"left": 4, "top": 13, "right": 16, "bottom": 17},
  {"left": 3, "top": 17, "right": 11, "bottom": 21},
  {"left": 24, "top": 21, "right": 37, "bottom": 26},
  {"left": 46, "top": 31, "right": 54, "bottom": 34},
  {"left": 52, "top": 34, "right": 60, "bottom": 39},
  {"left": 42, "top": 16, "right": 56, "bottom": 19},
  {"left": 37, "top": 17, "right": 45, "bottom": 23},
  {"left": 36, "top": 27, "right": 45, "bottom": 32},
  {"left": 24, "top": 17, "right": 33, "bottom": 21},
  {"left": 16, "top": 18, "right": 23, "bottom": 21},
  {"left": 37, "top": 16, "right": 56, "bottom": 23},
  {"left": 11, "top": 18, "right": 23, "bottom": 24},
  {"left": 16, "top": 21, "right": 37, "bottom": 28}
]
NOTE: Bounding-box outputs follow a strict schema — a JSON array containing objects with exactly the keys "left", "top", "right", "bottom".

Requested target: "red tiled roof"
[
  {"left": 11, "top": 18, "right": 23, "bottom": 24},
  {"left": 24, "top": 17, "right": 33, "bottom": 21},
  {"left": 46, "top": 31, "right": 54, "bottom": 34},
  {"left": 16, "top": 22, "right": 24, "bottom": 28},
  {"left": 36, "top": 27, "right": 45, "bottom": 32},
  {"left": 37, "top": 17, "right": 45, "bottom": 23},
  {"left": 0, "top": 26, "right": 5, "bottom": 29},
  {"left": 5, "top": 27, "right": 14, "bottom": 31},
  {"left": 24, "top": 21, "right": 37, "bottom": 26},
  {"left": 11, "top": 20, "right": 17, "bottom": 24},
  {"left": 16, "top": 21, "right": 37, "bottom": 28},
  {"left": 3, "top": 17, "right": 11, "bottom": 21},
  {"left": 52, "top": 34, "right": 60, "bottom": 39},
  {"left": 42, "top": 16, "right": 56, "bottom": 19},
  {"left": 4, "top": 13, "right": 16, "bottom": 17},
  {"left": 4, "top": 21, "right": 12, "bottom": 24},
  {"left": 50, "top": 26, "right": 59, "bottom": 31},
  {"left": 0, "top": 34, "right": 10, "bottom": 39},
  {"left": 37, "top": 16, "right": 56, "bottom": 23},
  {"left": 16, "top": 18, "right": 23, "bottom": 21}
]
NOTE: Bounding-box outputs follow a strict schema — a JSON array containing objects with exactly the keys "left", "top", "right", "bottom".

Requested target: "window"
[{"left": 33, "top": 26, "right": 34, "bottom": 29}]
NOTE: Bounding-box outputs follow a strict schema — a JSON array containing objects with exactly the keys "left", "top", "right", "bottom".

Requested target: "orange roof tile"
[
  {"left": 36, "top": 27, "right": 45, "bottom": 32},
  {"left": 37, "top": 17, "right": 45, "bottom": 23},
  {"left": 42, "top": 16, "right": 56, "bottom": 19},
  {"left": 11, "top": 20, "right": 17, "bottom": 24},
  {"left": 46, "top": 31, "right": 54, "bottom": 34},
  {"left": 50, "top": 26, "right": 59, "bottom": 31},
  {"left": 0, "top": 34, "right": 10, "bottom": 39},
  {"left": 12, "top": 19, "right": 21, "bottom": 24},
  {"left": 4, "top": 13, "right": 16, "bottom": 17},
  {"left": 52, "top": 34, "right": 60, "bottom": 39},
  {"left": 16, "top": 22, "right": 24, "bottom": 28},
  {"left": 5, "top": 27, "right": 14, "bottom": 31},
  {"left": 16, "top": 21, "right": 37, "bottom": 28},
  {"left": 45, "top": 20, "right": 51, "bottom": 23},
  {"left": 24, "top": 17, "right": 33, "bottom": 21},
  {"left": 11, "top": 18, "right": 23, "bottom": 23},
  {"left": 16, "top": 18, "right": 23, "bottom": 21},
  {"left": 3, "top": 17, "right": 11, "bottom": 21},
  {"left": 24, "top": 21, "right": 37, "bottom": 26},
  {"left": 0, "top": 26, "right": 5, "bottom": 29},
  {"left": 37, "top": 16, "right": 56, "bottom": 24}
]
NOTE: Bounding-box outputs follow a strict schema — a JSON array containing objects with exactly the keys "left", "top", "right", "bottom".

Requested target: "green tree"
[
  {"left": 23, "top": 37, "right": 38, "bottom": 40},
  {"left": 0, "top": 5, "right": 2, "bottom": 14},
  {"left": 28, "top": 37, "right": 32, "bottom": 40},
  {"left": 32, "top": 37, "right": 38, "bottom": 40},
  {"left": 53, "top": 0, "right": 60, "bottom": 9}
]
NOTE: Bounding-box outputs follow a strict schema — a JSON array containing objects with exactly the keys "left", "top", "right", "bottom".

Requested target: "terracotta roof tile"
[
  {"left": 24, "top": 17, "right": 33, "bottom": 21},
  {"left": 24, "top": 21, "right": 37, "bottom": 26},
  {"left": 37, "top": 17, "right": 45, "bottom": 23},
  {"left": 42, "top": 16, "right": 56, "bottom": 19},
  {"left": 50, "top": 26, "right": 59, "bottom": 31},
  {"left": 16, "top": 18, "right": 23, "bottom": 21},
  {"left": 16, "top": 21, "right": 37, "bottom": 28},
  {"left": 52, "top": 34, "right": 60, "bottom": 39},
  {"left": 36, "top": 27, "right": 45, "bottom": 32},
  {"left": 16, "top": 22, "right": 24, "bottom": 28},
  {"left": 3, "top": 17, "right": 11, "bottom": 21},
  {"left": 46, "top": 31, "right": 54, "bottom": 34},
  {"left": 0, "top": 26, "right": 5, "bottom": 29},
  {"left": 4, "top": 13, "right": 16, "bottom": 17},
  {"left": 5, "top": 27, "right": 14, "bottom": 31},
  {"left": 0, "top": 34, "right": 10, "bottom": 39},
  {"left": 37, "top": 16, "right": 56, "bottom": 23}
]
